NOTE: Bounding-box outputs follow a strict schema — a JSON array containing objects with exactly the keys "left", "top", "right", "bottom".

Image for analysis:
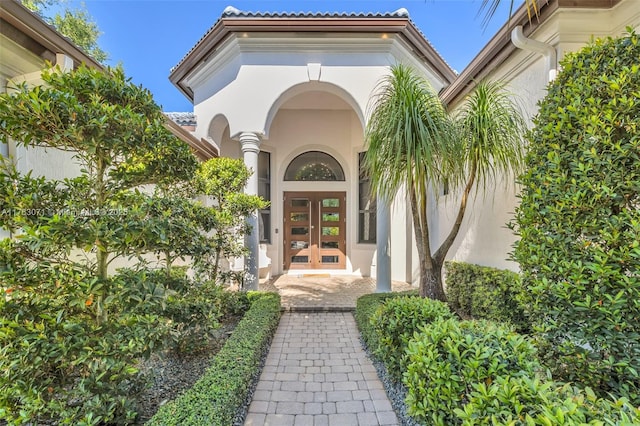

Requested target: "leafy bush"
[
  {"left": 0, "top": 64, "right": 266, "bottom": 423},
  {"left": 0, "top": 253, "right": 169, "bottom": 424},
  {"left": 355, "top": 292, "right": 398, "bottom": 348},
  {"left": 456, "top": 376, "right": 640, "bottom": 425},
  {"left": 354, "top": 291, "right": 417, "bottom": 351},
  {"left": 445, "top": 261, "right": 529, "bottom": 332},
  {"left": 147, "top": 292, "right": 281, "bottom": 426},
  {"left": 370, "top": 296, "right": 454, "bottom": 380},
  {"left": 404, "top": 319, "right": 541, "bottom": 425},
  {"left": 511, "top": 29, "right": 640, "bottom": 402},
  {"left": 164, "top": 280, "right": 249, "bottom": 354},
  {"left": 193, "top": 158, "right": 268, "bottom": 285}
]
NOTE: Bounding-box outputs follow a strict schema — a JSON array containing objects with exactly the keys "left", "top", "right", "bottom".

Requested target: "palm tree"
[
  {"left": 480, "top": 0, "right": 546, "bottom": 27},
  {"left": 365, "top": 64, "right": 525, "bottom": 300}
]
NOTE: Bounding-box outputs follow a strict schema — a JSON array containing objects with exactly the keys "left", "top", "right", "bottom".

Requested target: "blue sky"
[{"left": 73, "top": 0, "right": 516, "bottom": 112}]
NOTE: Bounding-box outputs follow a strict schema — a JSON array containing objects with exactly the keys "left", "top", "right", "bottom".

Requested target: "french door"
[{"left": 283, "top": 192, "right": 346, "bottom": 270}]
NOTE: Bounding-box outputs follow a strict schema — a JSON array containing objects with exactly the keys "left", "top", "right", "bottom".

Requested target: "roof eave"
[
  {"left": 441, "top": 0, "right": 623, "bottom": 107},
  {"left": 401, "top": 23, "right": 457, "bottom": 84},
  {"left": 1, "top": 0, "right": 102, "bottom": 70},
  {"left": 169, "top": 16, "right": 457, "bottom": 103},
  {"left": 163, "top": 115, "right": 218, "bottom": 161}
]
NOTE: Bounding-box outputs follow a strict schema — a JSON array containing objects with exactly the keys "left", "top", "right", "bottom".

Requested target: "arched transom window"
[{"left": 284, "top": 151, "right": 345, "bottom": 181}]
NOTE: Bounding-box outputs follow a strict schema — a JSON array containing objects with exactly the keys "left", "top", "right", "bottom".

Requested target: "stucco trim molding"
[{"left": 441, "top": 0, "right": 623, "bottom": 107}]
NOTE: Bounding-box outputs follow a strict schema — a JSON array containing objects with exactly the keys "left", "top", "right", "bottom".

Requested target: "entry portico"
[{"left": 169, "top": 7, "right": 456, "bottom": 289}]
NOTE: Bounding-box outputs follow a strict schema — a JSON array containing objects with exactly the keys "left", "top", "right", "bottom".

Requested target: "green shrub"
[
  {"left": 163, "top": 280, "right": 249, "bottom": 354},
  {"left": 512, "top": 29, "right": 640, "bottom": 402},
  {"left": 354, "top": 291, "right": 416, "bottom": 351},
  {"left": 0, "top": 257, "right": 169, "bottom": 425},
  {"left": 456, "top": 376, "right": 640, "bottom": 425},
  {"left": 445, "top": 261, "right": 529, "bottom": 332},
  {"left": 147, "top": 292, "right": 281, "bottom": 426},
  {"left": 404, "top": 319, "right": 541, "bottom": 425},
  {"left": 370, "top": 296, "right": 453, "bottom": 381}
]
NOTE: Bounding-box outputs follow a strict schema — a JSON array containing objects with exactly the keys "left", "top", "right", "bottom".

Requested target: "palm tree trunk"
[
  {"left": 422, "top": 261, "right": 446, "bottom": 301},
  {"left": 421, "top": 164, "right": 477, "bottom": 302},
  {"left": 409, "top": 182, "right": 445, "bottom": 300}
]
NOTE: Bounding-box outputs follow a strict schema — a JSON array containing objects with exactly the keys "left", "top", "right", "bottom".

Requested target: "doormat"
[{"left": 301, "top": 274, "right": 331, "bottom": 278}]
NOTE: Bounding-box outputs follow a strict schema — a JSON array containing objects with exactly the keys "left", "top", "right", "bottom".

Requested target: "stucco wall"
[{"left": 434, "top": 0, "right": 640, "bottom": 273}]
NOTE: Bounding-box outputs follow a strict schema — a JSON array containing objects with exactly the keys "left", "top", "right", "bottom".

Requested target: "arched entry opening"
[{"left": 263, "top": 81, "right": 373, "bottom": 275}]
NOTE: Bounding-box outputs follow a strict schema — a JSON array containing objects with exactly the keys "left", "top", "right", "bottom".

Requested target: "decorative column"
[
  {"left": 376, "top": 195, "right": 391, "bottom": 293},
  {"left": 240, "top": 132, "right": 261, "bottom": 291}
]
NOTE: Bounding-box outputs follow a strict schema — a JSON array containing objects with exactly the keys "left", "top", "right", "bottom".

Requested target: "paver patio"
[{"left": 261, "top": 275, "right": 413, "bottom": 310}]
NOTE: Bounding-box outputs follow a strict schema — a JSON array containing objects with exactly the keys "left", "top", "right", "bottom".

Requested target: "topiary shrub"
[
  {"left": 445, "top": 261, "right": 529, "bottom": 332},
  {"left": 403, "top": 319, "right": 541, "bottom": 425},
  {"left": 369, "top": 296, "right": 454, "bottom": 381},
  {"left": 0, "top": 248, "right": 171, "bottom": 425},
  {"left": 511, "top": 29, "right": 640, "bottom": 403}
]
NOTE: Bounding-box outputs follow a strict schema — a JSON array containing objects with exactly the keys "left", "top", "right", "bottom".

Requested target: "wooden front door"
[{"left": 283, "top": 192, "right": 346, "bottom": 270}]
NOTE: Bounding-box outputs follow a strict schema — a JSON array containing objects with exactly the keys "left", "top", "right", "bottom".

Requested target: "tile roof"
[
  {"left": 220, "top": 6, "right": 410, "bottom": 18},
  {"left": 212, "top": 7, "right": 452, "bottom": 78},
  {"left": 171, "top": 6, "right": 414, "bottom": 73},
  {"left": 170, "top": 5, "right": 457, "bottom": 100},
  {"left": 165, "top": 112, "right": 196, "bottom": 127}
]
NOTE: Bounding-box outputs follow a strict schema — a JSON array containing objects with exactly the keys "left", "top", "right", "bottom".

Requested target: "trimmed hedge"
[
  {"left": 355, "top": 291, "right": 640, "bottom": 426},
  {"left": 512, "top": 29, "right": 640, "bottom": 403},
  {"left": 445, "top": 261, "right": 529, "bottom": 332},
  {"left": 354, "top": 291, "right": 417, "bottom": 352},
  {"left": 369, "top": 296, "right": 454, "bottom": 381},
  {"left": 146, "top": 292, "right": 281, "bottom": 426}
]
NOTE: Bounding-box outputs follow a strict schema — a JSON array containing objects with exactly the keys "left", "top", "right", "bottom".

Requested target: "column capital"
[{"left": 239, "top": 132, "right": 261, "bottom": 154}]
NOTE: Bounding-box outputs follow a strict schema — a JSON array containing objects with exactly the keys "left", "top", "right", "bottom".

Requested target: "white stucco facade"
[{"left": 438, "top": 0, "right": 640, "bottom": 274}]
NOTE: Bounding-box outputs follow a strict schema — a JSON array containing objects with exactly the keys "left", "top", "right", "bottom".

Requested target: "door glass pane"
[
  {"left": 321, "top": 241, "right": 339, "bottom": 249},
  {"left": 322, "top": 198, "right": 339, "bottom": 207},
  {"left": 292, "top": 256, "right": 309, "bottom": 263},
  {"left": 291, "top": 227, "right": 309, "bottom": 235},
  {"left": 322, "top": 227, "right": 339, "bottom": 236},
  {"left": 291, "top": 241, "right": 309, "bottom": 249},
  {"left": 284, "top": 151, "right": 345, "bottom": 181},
  {"left": 291, "top": 199, "right": 309, "bottom": 207},
  {"left": 322, "top": 213, "right": 339, "bottom": 222},
  {"left": 291, "top": 213, "right": 309, "bottom": 222},
  {"left": 321, "top": 255, "right": 339, "bottom": 263}
]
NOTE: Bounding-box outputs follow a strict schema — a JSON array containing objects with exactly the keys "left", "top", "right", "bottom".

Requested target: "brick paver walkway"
[{"left": 244, "top": 312, "right": 399, "bottom": 426}]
